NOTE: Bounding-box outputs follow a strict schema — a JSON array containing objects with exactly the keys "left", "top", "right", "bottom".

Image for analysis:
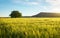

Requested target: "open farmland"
[{"left": 0, "top": 18, "right": 60, "bottom": 38}]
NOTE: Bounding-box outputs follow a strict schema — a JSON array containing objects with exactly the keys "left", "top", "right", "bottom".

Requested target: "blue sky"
[{"left": 0, "top": 0, "right": 60, "bottom": 17}]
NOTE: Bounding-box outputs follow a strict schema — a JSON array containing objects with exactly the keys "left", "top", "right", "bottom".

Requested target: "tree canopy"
[{"left": 9, "top": 11, "right": 22, "bottom": 18}]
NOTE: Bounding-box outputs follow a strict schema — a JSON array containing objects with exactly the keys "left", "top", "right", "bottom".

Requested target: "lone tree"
[{"left": 9, "top": 11, "right": 22, "bottom": 18}]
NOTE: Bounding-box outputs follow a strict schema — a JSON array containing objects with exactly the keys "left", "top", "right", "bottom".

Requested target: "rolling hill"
[{"left": 32, "top": 12, "right": 60, "bottom": 17}]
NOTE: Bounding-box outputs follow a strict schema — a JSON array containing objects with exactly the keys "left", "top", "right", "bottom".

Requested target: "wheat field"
[{"left": 0, "top": 18, "right": 60, "bottom": 38}]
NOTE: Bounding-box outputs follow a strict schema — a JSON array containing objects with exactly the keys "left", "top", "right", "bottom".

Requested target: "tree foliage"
[{"left": 9, "top": 11, "right": 22, "bottom": 18}]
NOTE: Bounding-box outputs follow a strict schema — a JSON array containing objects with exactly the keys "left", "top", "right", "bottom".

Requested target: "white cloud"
[
  {"left": 46, "top": 0, "right": 60, "bottom": 5},
  {"left": 11, "top": 0, "right": 39, "bottom": 5},
  {"left": 45, "top": 0, "right": 60, "bottom": 12},
  {"left": 11, "top": 0, "right": 60, "bottom": 12},
  {"left": 26, "top": 2, "right": 39, "bottom": 5}
]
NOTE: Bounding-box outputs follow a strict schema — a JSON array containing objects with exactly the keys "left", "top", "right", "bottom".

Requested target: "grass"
[{"left": 0, "top": 18, "right": 60, "bottom": 38}]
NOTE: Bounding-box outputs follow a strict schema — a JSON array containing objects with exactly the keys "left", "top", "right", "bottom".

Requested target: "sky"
[{"left": 0, "top": 0, "right": 60, "bottom": 17}]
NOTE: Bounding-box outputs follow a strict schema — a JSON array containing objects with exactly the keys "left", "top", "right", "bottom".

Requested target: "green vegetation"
[
  {"left": 0, "top": 18, "right": 60, "bottom": 38},
  {"left": 9, "top": 11, "right": 22, "bottom": 18}
]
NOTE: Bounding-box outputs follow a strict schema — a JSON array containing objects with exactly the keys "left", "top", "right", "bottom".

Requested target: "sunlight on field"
[{"left": 0, "top": 18, "right": 60, "bottom": 38}]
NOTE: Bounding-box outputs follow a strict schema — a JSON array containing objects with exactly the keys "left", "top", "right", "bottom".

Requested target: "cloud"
[
  {"left": 46, "top": 0, "right": 60, "bottom": 5},
  {"left": 25, "top": 2, "right": 39, "bottom": 5},
  {"left": 11, "top": 0, "right": 39, "bottom": 5},
  {"left": 45, "top": 0, "right": 60, "bottom": 12},
  {"left": 11, "top": 0, "right": 60, "bottom": 12}
]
